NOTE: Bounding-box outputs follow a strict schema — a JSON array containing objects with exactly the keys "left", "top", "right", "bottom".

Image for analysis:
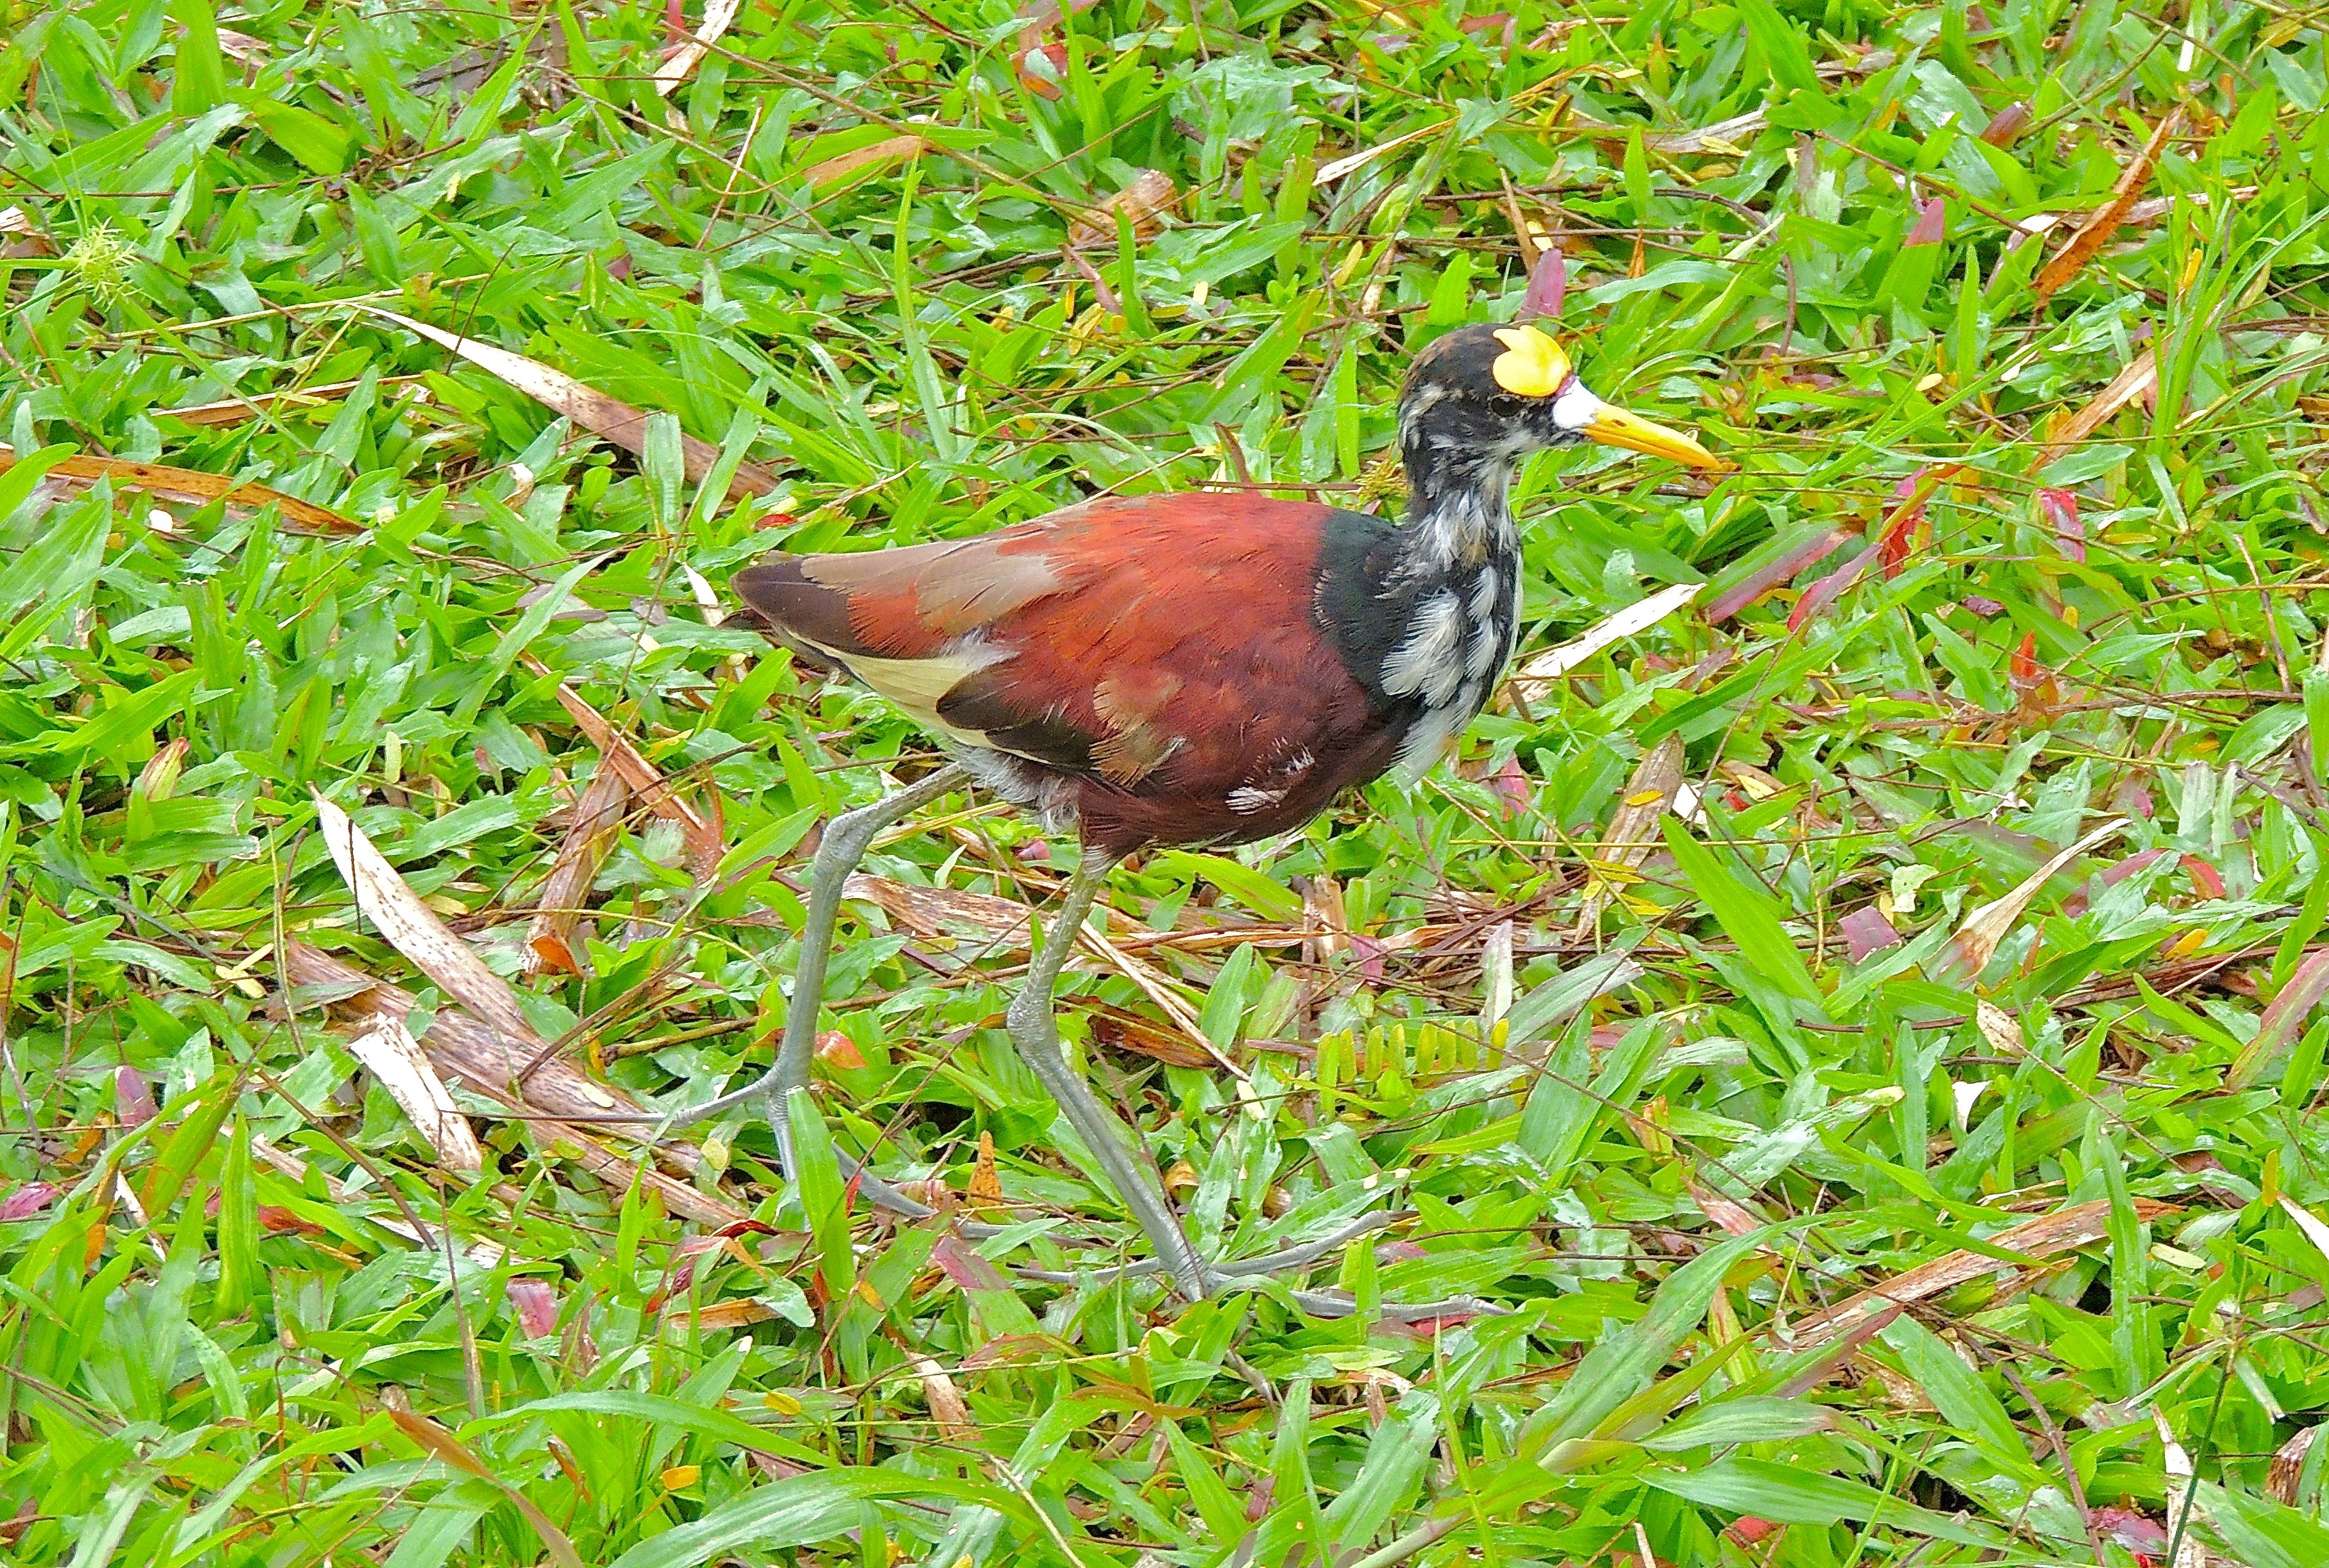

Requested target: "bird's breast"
[{"left": 1315, "top": 517, "right": 1522, "bottom": 776}]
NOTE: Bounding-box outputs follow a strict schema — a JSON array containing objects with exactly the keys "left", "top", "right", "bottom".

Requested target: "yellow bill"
[{"left": 1583, "top": 404, "right": 1731, "bottom": 470}]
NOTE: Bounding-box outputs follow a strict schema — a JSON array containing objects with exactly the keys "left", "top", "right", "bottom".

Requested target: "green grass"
[{"left": 5, "top": 0, "right": 2329, "bottom": 1562}]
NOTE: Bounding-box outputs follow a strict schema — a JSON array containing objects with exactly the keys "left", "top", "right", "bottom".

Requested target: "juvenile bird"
[{"left": 697, "top": 321, "right": 1726, "bottom": 1306}]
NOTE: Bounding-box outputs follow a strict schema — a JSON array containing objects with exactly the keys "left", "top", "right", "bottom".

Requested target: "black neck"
[{"left": 1398, "top": 409, "right": 1520, "bottom": 574}]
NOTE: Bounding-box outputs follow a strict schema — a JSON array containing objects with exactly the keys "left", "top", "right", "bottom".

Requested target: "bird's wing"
[{"left": 733, "top": 495, "right": 1375, "bottom": 791}]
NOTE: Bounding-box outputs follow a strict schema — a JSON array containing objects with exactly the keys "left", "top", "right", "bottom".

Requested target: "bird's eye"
[{"left": 1490, "top": 325, "right": 1572, "bottom": 398}]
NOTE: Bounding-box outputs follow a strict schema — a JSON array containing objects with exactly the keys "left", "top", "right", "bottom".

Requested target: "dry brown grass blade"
[
  {"left": 1316, "top": 121, "right": 1444, "bottom": 186},
  {"left": 281, "top": 940, "right": 618, "bottom": 1124},
  {"left": 1784, "top": 1196, "right": 2171, "bottom": 1347},
  {"left": 2032, "top": 349, "right": 2159, "bottom": 472},
  {"left": 1075, "top": 920, "right": 1249, "bottom": 1079},
  {"left": 315, "top": 793, "right": 536, "bottom": 1041},
  {"left": 686, "top": 1298, "right": 785, "bottom": 1331},
  {"left": 526, "top": 766, "right": 632, "bottom": 980},
  {"left": 651, "top": 0, "right": 741, "bottom": 97},
  {"left": 1573, "top": 734, "right": 1686, "bottom": 937},
  {"left": 797, "top": 133, "right": 927, "bottom": 190},
  {"left": 2033, "top": 106, "right": 2186, "bottom": 307},
  {"left": 1926, "top": 818, "right": 2125, "bottom": 987},
  {"left": 157, "top": 376, "right": 426, "bottom": 428},
  {"left": 283, "top": 942, "right": 743, "bottom": 1223},
  {"left": 2270, "top": 1428, "right": 2317, "bottom": 1505},
  {"left": 352, "top": 305, "right": 780, "bottom": 503},
  {"left": 344, "top": 1010, "right": 485, "bottom": 1178},
  {"left": 2023, "top": 185, "right": 2249, "bottom": 240},
  {"left": 0, "top": 205, "right": 53, "bottom": 259},
  {"left": 1066, "top": 168, "right": 1179, "bottom": 248},
  {"left": 0, "top": 444, "right": 362, "bottom": 535},
  {"left": 1085, "top": 1001, "right": 1219, "bottom": 1069},
  {"left": 899, "top": 1347, "right": 975, "bottom": 1441},
  {"left": 531, "top": 669, "right": 725, "bottom": 875},
  {"left": 840, "top": 870, "right": 1263, "bottom": 1067},
  {"left": 843, "top": 872, "right": 1032, "bottom": 950}
]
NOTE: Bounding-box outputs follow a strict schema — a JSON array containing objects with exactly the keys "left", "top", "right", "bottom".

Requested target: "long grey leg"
[
  {"left": 761, "top": 763, "right": 970, "bottom": 1167},
  {"left": 1005, "top": 845, "right": 1212, "bottom": 1301},
  {"left": 661, "top": 763, "right": 967, "bottom": 1152}
]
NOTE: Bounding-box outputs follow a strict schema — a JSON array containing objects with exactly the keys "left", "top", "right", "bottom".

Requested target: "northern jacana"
[{"left": 691, "top": 321, "right": 1725, "bottom": 1306}]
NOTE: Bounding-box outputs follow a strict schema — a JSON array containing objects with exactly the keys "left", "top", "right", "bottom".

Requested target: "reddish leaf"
[
  {"left": 815, "top": 1030, "right": 866, "bottom": 1070},
  {"left": 2038, "top": 487, "right": 2084, "bottom": 563},
  {"left": 2104, "top": 849, "right": 2169, "bottom": 886},
  {"left": 509, "top": 1278, "right": 562, "bottom": 1338},
  {"left": 1491, "top": 754, "right": 1531, "bottom": 815},
  {"left": 1016, "top": 0, "right": 1097, "bottom": 26},
  {"left": 711, "top": 1216, "right": 780, "bottom": 1240},
  {"left": 114, "top": 1066, "right": 156, "bottom": 1129},
  {"left": 1703, "top": 527, "right": 1857, "bottom": 622},
  {"left": 256, "top": 1204, "right": 328, "bottom": 1237},
  {"left": 1840, "top": 906, "right": 1903, "bottom": 961},
  {"left": 2062, "top": 846, "right": 2169, "bottom": 916},
  {"left": 930, "top": 1232, "right": 1011, "bottom": 1292},
  {"left": 1014, "top": 41, "right": 1067, "bottom": 98},
  {"left": 1522, "top": 243, "right": 1567, "bottom": 320},
  {"left": 1981, "top": 101, "right": 2031, "bottom": 148},
  {"left": 1961, "top": 595, "right": 2004, "bottom": 617},
  {"left": 1726, "top": 1516, "right": 1782, "bottom": 1546},
  {"left": 1876, "top": 468, "right": 1932, "bottom": 579},
  {"left": 1904, "top": 197, "right": 1946, "bottom": 246},
  {"left": 2090, "top": 1507, "right": 2169, "bottom": 1551},
  {"left": 1788, "top": 545, "right": 1876, "bottom": 630},
  {"left": 2179, "top": 854, "right": 2226, "bottom": 899},
  {"left": 1, "top": 1182, "right": 58, "bottom": 1221},
  {"left": 1349, "top": 932, "right": 1389, "bottom": 984},
  {"left": 2010, "top": 632, "right": 2060, "bottom": 711},
  {"left": 1381, "top": 1309, "right": 1487, "bottom": 1336},
  {"left": 2231, "top": 947, "right": 2329, "bottom": 1089},
  {"left": 1686, "top": 1178, "right": 1765, "bottom": 1238}
]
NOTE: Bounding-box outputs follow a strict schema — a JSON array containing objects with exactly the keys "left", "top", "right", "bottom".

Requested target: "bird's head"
[{"left": 1399, "top": 321, "right": 1728, "bottom": 477}]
